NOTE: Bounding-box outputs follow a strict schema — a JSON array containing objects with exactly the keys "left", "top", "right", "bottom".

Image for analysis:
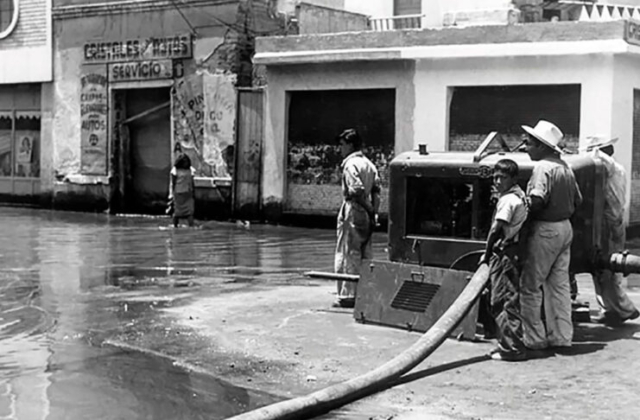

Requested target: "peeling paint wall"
[
  {"left": 297, "top": 3, "right": 369, "bottom": 34},
  {"left": 50, "top": 0, "right": 288, "bottom": 213},
  {"left": 52, "top": 46, "right": 84, "bottom": 177}
]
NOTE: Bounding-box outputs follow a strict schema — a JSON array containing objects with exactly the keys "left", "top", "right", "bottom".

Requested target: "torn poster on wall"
[
  {"left": 203, "top": 73, "right": 236, "bottom": 179},
  {"left": 172, "top": 71, "right": 237, "bottom": 179}
]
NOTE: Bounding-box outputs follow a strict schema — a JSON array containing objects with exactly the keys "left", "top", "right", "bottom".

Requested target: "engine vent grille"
[{"left": 390, "top": 280, "right": 440, "bottom": 313}]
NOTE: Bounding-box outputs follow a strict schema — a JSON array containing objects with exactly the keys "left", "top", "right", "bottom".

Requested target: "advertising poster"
[
  {"left": 16, "top": 134, "right": 33, "bottom": 163},
  {"left": 80, "top": 65, "right": 109, "bottom": 175},
  {"left": 14, "top": 130, "right": 39, "bottom": 177},
  {"left": 203, "top": 73, "right": 237, "bottom": 179},
  {"left": 172, "top": 73, "right": 210, "bottom": 176}
]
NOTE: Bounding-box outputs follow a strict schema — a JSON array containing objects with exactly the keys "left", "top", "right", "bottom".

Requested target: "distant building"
[
  {"left": 255, "top": 1, "right": 640, "bottom": 228},
  {"left": 0, "top": 0, "right": 52, "bottom": 205},
  {"left": 44, "top": 0, "right": 366, "bottom": 218}
]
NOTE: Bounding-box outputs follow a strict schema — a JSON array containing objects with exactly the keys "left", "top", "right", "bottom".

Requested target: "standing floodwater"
[{"left": 0, "top": 208, "right": 377, "bottom": 420}]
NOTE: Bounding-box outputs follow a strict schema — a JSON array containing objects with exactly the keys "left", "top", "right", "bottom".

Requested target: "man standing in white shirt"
[{"left": 582, "top": 136, "right": 639, "bottom": 326}]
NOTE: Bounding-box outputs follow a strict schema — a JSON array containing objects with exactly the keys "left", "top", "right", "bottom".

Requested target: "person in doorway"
[
  {"left": 581, "top": 136, "right": 639, "bottom": 325},
  {"left": 169, "top": 153, "right": 196, "bottom": 228},
  {"left": 520, "top": 120, "right": 583, "bottom": 353},
  {"left": 480, "top": 159, "right": 529, "bottom": 361},
  {"left": 334, "top": 128, "right": 381, "bottom": 308}
]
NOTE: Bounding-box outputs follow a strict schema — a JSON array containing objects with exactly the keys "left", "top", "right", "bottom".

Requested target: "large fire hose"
[
  {"left": 227, "top": 251, "right": 640, "bottom": 420},
  {"left": 227, "top": 263, "right": 491, "bottom": 420}
]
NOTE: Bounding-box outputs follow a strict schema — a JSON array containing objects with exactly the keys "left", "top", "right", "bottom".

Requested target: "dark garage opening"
[
  {"left": 449, "top": 84, "right": 581, "bottom": 152},
  {"left": 287, "top": 89, "right": 395, "bottom": 187},
  {"left": 285, "top": 89, "right": 395, "bottom": 216}
]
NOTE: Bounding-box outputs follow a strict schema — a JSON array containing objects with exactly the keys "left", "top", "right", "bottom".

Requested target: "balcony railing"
[{"left": 369, "top": 14, "right": 424, "bottom": 31}]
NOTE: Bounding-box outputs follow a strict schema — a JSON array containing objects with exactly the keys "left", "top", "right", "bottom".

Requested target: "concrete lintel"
[
  {"left": 253, "top": 48, "right": 403, "bottom": 65},
  {"left": 256, "top": 21, "right": 626, "bottom": 54},
  {"left": 254, "top": 39, "right": 632, "bottom": 65},
  {"left": 53, "top": 0, "right": 235, "bottom": 20}
]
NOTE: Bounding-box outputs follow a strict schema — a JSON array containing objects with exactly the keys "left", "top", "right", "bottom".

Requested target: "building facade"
[
  {"left": 49, "top": 0, "right": 292, "bottom": 217},
  {"left": 255, "top": 16, "right": 640, "bottom": 228},
  {"left": 0, "top": 0, "right": 53, "bottom": 205},
  {"left": 45, "top": 0, "right": 368, "bottom": 218}
]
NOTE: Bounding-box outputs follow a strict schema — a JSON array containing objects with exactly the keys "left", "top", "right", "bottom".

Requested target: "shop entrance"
[{"left": 118, "top": 87, "right": 171, "bottom": 214}]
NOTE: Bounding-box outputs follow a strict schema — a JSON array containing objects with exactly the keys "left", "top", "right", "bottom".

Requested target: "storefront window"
[
  {"left": 14, "top": 112, "right": 40, "bottom": 177},
  {"left": 0, "top": 112, "right": 11, "bottom": 176},
  {"left": 0, "top": 111, "right": 40, "bottom": 178}
]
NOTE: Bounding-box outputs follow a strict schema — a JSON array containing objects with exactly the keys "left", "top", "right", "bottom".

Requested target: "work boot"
[{"left": 593, "top": 309, "right": 639, "bottom": 326}]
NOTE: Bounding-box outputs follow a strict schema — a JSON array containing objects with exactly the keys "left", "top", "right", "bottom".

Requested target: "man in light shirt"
[
  {"left": 581, "top": 136, "right": 639, "bottom": 326},
  {"left": 520, "top": 120, "right": 583, "bottom": 352},
  {"left": 333, "top": 129, "right": 381, "bottom": 308}
]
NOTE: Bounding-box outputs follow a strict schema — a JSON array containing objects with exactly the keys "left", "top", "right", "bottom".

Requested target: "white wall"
[
  {"left": 422, "top": 0, "right": 515, "bottom": 27},
  {"left": 598, "top": 0, "right": 640, "bottom": 6},
  {"left": 343, "top": 0, "right": 392, "bottom": 17},
  {"left": 412, "top": 52, "right": 640, "bottom": 224},
  {"left": 413, "top": 54, "right": 615, "bottom": 153},
  {"left": 612, "top": 54, "right": 640, "bottom": 224}
]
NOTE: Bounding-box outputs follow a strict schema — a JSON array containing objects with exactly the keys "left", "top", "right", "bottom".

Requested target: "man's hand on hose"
[{"left": 478, "top": 252, "right": 491, "bottom": 266}]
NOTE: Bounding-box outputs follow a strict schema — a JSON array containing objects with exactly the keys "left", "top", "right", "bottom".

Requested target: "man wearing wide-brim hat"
[
  {"left": 519, "top": 120, "right": 583, "bottom": 354},
  {"left": 580, "top": 136, "right": 639, "bottom": 325}
]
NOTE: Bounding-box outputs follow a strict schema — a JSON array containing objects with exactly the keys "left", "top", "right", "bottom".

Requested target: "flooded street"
[{"left": 0, "top": 207, "right": 384, "bottom": 420}]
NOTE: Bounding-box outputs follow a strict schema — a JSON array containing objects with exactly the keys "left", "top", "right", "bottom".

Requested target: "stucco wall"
[
  {"left": 343, "top": 0, "right": 391, "bottom": 18},
  {"left": 413, "top": 52, "right": 640, "bottom": 224},
  {"left": 421, "top": 0, "right": 506, "bottom": 26},
  {"left": 414, "top": 54, "right": 615, "bottom": 153},
  {"left": 297, "top": 3, "right": 369, "bottom": 34},
  {"left": 49, "top": 2, "right": 235, "bottom": 200},
  {"left": 612, "top": 53, "right": 640, "bottom": 225},
  {"left": 262, "top": 60, "right": 415, "bottom": 218},
  {"left": 50, "top": 1, "right": 250, "bottom": 182}
]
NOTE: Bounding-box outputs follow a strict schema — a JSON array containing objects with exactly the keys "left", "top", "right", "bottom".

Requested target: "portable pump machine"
[{"left": 336, "top": 132, "right": 640, "bottom": 339}]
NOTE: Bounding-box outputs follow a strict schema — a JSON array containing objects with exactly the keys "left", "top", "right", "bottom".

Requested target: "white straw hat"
[
  {"left": 579, "top": 136, "right": 619, "bottom": 152},
  {"left": 521, "top": 120, "right": 565, "bottom": 155}
]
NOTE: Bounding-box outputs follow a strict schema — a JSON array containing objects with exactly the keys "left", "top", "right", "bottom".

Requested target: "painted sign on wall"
[
  {"left": 203, "top": 73, "right": 237, "bottom": 178},
  {"left": 108, "top": 59, "right": 173, "bottom": 82},
  {"left": 626, "top": 20, "right": 640, "bottom": 47},
  {"left": 83, "top": 35, "right": 193, "bottom": 63},
  {"left": 80, "top": 66, "right": 109, "bottom": 175}
]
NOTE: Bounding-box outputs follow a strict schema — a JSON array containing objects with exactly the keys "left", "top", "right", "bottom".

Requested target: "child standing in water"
[{"left": 169, "top": 154, "right": 196, "bottom": 227}]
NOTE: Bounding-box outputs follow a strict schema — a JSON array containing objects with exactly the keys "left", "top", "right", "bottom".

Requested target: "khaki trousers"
[
  {"left": 520, "top": 220, "right": 574, "bottom": 349},
  {"left": 334, "top": 202, "right": 373, "bottom": 299}
]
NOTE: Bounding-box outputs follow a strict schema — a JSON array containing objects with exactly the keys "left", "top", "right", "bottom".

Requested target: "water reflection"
[{"left": 0, "top": 208, "right": 385, "bottom": 419}]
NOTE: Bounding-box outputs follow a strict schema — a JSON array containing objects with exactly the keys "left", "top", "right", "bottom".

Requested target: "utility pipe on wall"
[{"left": 227, "top": 264, "right": 491, "bottom": 420}]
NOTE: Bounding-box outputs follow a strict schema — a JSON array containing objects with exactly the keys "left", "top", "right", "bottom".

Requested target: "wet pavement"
[{"left": 0, "top": 207, "right": 386, "bottom": 420}]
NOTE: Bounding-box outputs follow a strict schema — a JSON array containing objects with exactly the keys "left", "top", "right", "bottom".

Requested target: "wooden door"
[{"left": 233, "top": 88, "right": 264, "bottom": 220}]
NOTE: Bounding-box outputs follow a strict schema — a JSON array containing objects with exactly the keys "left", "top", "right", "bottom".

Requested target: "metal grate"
[{"left": 390, "top": 280, "right": 440, "bottom": 313}]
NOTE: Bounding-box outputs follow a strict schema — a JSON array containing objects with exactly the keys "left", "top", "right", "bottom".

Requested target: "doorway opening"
[{"left": 115, "top": 86, "right": 171, "bottom": 215}]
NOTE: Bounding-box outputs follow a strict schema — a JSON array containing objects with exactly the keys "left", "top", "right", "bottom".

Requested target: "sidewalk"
[{"left": 151, "top": 272, "right": 640, "bottom": 420}]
